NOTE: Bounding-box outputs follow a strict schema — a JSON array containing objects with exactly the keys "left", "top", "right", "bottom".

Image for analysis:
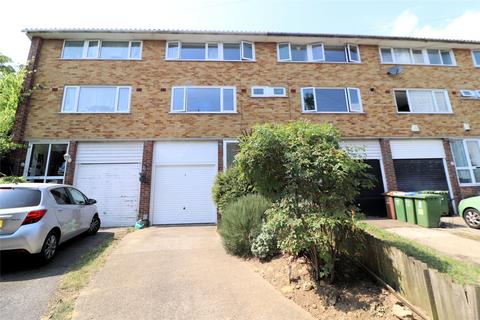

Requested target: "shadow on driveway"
[{"left": 0, "top": 230, "right": 115, "bottom": 320}]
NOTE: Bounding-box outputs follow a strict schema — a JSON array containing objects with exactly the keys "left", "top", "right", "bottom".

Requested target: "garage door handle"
[{"left": 183, "top": 207, "right": 186, "bottom": 210}]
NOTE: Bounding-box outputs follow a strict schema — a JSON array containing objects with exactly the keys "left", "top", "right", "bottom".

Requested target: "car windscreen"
[{"left": 0, "top": 188, "right": 42, "bottom": 209}]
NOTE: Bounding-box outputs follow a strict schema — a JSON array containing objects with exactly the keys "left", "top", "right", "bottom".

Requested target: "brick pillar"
[
  {"left": 10, "top": 37, "right": 43, "bottom": 176},
  {"left": 380, "top": 139, "right": 398, "bottom": 191},
  {"left": 64, "top": 141, "right": 78, "bottom": 185},
  {"left": 442, "top": 138, "right": 462, "bottom": 203},
  {"left": 138, "top": 141, "right": 154, "bottom": 224},
  {"left": 217, "top": 140, "right": 224, "bottom": 172}
]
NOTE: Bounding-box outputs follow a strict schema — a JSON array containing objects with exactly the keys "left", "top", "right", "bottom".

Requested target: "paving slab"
[
  {"left": 73, "top": 226, "right": 313, "bottom": 320},
  {"left": 365, "top": 218, "right": 480, "bottom": 265}
]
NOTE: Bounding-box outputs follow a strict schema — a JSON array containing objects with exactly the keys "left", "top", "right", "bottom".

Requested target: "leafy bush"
[
  {"left": 0, "top": 174, "right": 26, "bottom": 184},
  {"left": 234, "top": 121, "right": 373, "bottom": 282},
  {"left": 218, "top": 194, "right": 271, "bottom": 257},
  {"left": 212, "top": 166, "right": 255, "bottom": 213},
  {"left": 251, "top": 223, "right": 278, "bottom": 260},
  {"left": 265, "top": 198, "right": 360, "bottom": 282}
]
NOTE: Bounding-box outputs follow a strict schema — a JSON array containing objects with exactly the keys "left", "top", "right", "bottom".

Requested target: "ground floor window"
[
  {"left": 24, "top": 142, "right": 69, "bottom": 183},
  {"left": 451, "top": 139, "right": 480, "bottom": 185},
  {"left": 224, "top": 140, "right": 239, "bottom": 170}
]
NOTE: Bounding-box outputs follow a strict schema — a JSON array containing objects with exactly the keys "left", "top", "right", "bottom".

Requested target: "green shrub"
[
  {"left": 212, "top": 166, "right": 255, "bottom": 213},
  {"left": 218, "top": 194, "right": 271, "bottom": 257},
  {"left": 251, "top": 223, "right": 278, "bottom": 260},
  {"left": 0, "top": 174, "right": 26, "bottom": 184}
]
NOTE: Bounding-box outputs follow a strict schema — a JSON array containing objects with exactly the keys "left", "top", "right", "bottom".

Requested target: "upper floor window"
[
  {"left": 171, "top": 86, "right": 236, "bottom": 113},
  {"left": 278, "top": 43, "right": 360, "bottom": 63},
  {"left": 451, "top": 139, "right": 480, "bottom": 185},
  {"left": 380, "top": 47, "right": 455, "bottom": 66},
  {"left": 301, "top": 87, "right": 363, "bottom": 113},
  {"left": 166, "top": 41, "right": 254, "bottom": 61},
  {"left": 394, "top": 89, "right": 452, "bottom": 113},
  {"left": 62, "top": 40, "right": 142, "bottom": 60},
  {"left": 251, "top": 86, "right": 286, "bottom": 97},
  {"left": 61, "top": 86, "right": 131, "bottom": 113},
  {"left": 472, "top": 50, "right": 480, "bottom": 67}
]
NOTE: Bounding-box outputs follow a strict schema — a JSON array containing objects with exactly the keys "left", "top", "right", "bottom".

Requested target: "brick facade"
[
  {"left": 138, "top": 141, "right": 154, "bottom": 222},
  {"left": 63, "top": 141, "right": 77, "bottom": 185},
  {"left": 379, "top": 139, "right": 397, "bottom": 191}
]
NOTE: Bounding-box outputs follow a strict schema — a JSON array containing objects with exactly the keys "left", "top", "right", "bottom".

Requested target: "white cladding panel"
[
  {"left": 153, "top": 141, "right": 218, "bottom": 165},
  {"left": 390, "top": 139, "right": 445, "bottom": 159},
  {"left": 76, "top": 142, "right": 143, "bottom": 164},
  {"left": 340, "top": 140, "right": 382, "bottom": 159}
]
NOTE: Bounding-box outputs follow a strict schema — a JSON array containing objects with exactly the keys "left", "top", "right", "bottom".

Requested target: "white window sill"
[
  {"left": 165, "top": 59, "right": 255, "bottom": 62},
  {"left": 302, "top": 111, "right": 365, "bottom": 114},
  {"left": 251, "top": 95, "right": 288, "bottom": 98},
  {"left": 170, "top": 111, "right": 238, "bottom": 114},
  {"left": 380, "top": 62, "right": 457, "bottom": 67},
  {"left": 396, "top": 112, "right": 454, "bottom": 115},
  {"left": 277, "top": 60, "right": 361, "bottom": 64},
  {"left": 60, "top": 58, "right": 142, "bottom": 61},
  {"left": 459, "top": 183, "right": 480, "bottom": 187},
  {"left": 58, "top": 112, "right": 131, "bottom": 114}
]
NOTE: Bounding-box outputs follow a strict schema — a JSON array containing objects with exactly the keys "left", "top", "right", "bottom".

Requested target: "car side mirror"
[{"left": 87, "top": 198, "right": 97, "bottom": 205}]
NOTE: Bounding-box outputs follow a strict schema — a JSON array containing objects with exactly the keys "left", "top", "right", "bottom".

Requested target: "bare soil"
[{"left": 246, "top": 254, "right": 421, "bottom": 320}]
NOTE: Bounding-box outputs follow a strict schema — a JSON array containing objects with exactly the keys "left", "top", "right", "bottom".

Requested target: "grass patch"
[
  {"left": 360, "top": 222, "right": 480, "bottom": 285},
  {"left": 44, "top": 228, "right": 134, "bottom": 320}
]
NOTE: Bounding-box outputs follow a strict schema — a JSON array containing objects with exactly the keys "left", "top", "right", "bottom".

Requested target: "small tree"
[{"left": 235, "top": 121, "right": 373, "bottom": 282}]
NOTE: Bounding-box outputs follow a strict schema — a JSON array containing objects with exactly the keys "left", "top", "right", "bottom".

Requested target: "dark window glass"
[
  {"left": 223, "top": 43, "right": 241, "bottom": 61},
  {"left": 427, "top": 49, "right": 442, "bottom": 64},
  {"left": 395, "top": 91, "right": 410, "bottom": 112},
  {"left": 28, "top": 144, "right": 49, "bottom": 177},
  {"left": 440, "top": 51, "right": 452, "bottom": 65},
  {"left": 180, "top": 43, "right": 205, "bottom": 60},
  {"left": 324, "top": 46, "right": 347, "bottom": 62},
  {"left": 226, "top": 142, "right": 240, "bottom": 168},
  {"left": 186, "top": 88, "right": 221, "bottom": 112},
  {"left": 62, "top": 41, "right": 84, "bottom": 59},
  {"left": 51, "top": 188, "right": 72, "bottom": 205},
  {"left": 291, "top": 45, "right": 307, "bottom": 61},
  {"left": 47, "top": 144, "right": 68, "bottom": 176},
  {"left": 0, "top": 188, "right": 41, "bottom": 209},
  {"left": 68, "top": 188, "right": 88, "bottom": 205},
  {"left": 302, "top": 89, "right": 315, "bottom": 111},
  {"left": 100, "top": 41, "right": 129, "bottom": 59},
  {"left": 315, "top": 89, "right": 348, "bottom": 112}
]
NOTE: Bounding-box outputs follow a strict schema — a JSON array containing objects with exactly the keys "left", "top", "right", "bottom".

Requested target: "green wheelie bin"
[
  {"left": 413, "top": 194, "right": 443, "bottom": 228},
  {"left": 418, "top": 190, "right": 449, "bottom": 216},
  {"left": 393, "top": 195, "right": 407, "bottom": 222}
]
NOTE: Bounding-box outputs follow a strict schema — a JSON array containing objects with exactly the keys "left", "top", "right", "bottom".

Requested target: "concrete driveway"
[
  {"left": 0, "top": 230, "right": 117, "bottom": 320},
  {"left": 73, "top": 226, "right": 313, "bottom": 320}
]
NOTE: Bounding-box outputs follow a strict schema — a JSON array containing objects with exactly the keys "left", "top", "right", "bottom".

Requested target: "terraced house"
[{"left": 10, "top": 29, "right": 480, "bottom": 227}]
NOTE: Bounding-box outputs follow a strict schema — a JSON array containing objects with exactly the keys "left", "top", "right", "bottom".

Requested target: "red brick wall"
[
  {"left": 380, "top": 139, "right": 397, "bottom": 191},
  {"left": 217, "top": 140, "right": 224, "bottom": 172},
  {"left": 138, "top": 141, "right": 154, "bottom": 222},
  {"left": 64, "top": 141, "right": 77, "bottom": 185}
]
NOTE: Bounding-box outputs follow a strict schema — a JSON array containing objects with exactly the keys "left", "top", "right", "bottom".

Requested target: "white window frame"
[
  {"left": 223, "top": 139, "right": 239, "bottom": 171},
  {"left": 250, "top": 86, "right": 287, "bottom": 97},
  {"left": 170, "top": 86, "right": 237, "bottom": 113},
  {"left": 165, "top": 41, "right": 255, "bottom": 61},
  {"left": 61, "top": 40, "right": 142, "bottom": 60},
  {"left": 277, "top": 43, "right": 361, "bottom": 63},
  {"left": 379, "top": 47, "right": 456, "bottom": 66},
  {"left": 393, "top": 89, "right": 453, "bottom": 114},
  {"left": 451, "top": 139, "right": 480, "bottom": 186},
  {"left": 301, "top": 87, "right": 364, "bottom": 113},
  {"left": 23, "top": 141, "right": 70, "bottom": 183},
  {"left": 61, "top": 86, "right": 132, "bottom": 113},
  {"left": 472, "top": 50, "right": 480, "bottom": 67}
]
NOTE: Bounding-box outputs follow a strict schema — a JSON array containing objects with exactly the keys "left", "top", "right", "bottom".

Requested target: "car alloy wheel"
[
  {"left": 88, "top": 216, "right": 101, "bottom": 235},
  {"left": 43, "top": 233, "right": 58, "bottom": 260},
  {"left": 464, "top": 209, "right": 480, "bottom": 229}
]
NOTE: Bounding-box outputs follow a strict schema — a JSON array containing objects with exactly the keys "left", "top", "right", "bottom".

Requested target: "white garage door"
[
  {"left": 151, "top": 141, "right": 218, "bottom": 225},
  {"left": 74, "top": 142, "right": 143, "bottom": 227}
]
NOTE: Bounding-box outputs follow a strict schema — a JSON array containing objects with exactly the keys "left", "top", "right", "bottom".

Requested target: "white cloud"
[{"left": 390, "top": 10, "right": 480, "bottom": 41}]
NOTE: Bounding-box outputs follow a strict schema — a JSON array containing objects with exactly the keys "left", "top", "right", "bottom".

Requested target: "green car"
[{"left": 458, "top": 196, "right": 480, "bottom": 229}]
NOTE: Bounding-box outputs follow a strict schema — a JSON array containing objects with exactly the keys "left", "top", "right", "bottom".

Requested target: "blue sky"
[{"left": 1, "top": 0, "right": 479, "bottom": 64}]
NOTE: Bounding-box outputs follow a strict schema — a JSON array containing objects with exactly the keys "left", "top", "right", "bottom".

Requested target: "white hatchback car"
[{"left": 0, "top": 183, "right": 101, "bottom": 262}]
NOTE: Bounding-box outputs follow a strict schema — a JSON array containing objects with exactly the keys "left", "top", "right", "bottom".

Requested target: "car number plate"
[{"left": 0, "top": 219, "right": 3, "bottom": 228}]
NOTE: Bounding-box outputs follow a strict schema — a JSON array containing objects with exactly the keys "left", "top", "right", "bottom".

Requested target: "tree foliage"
[
  {"left": 235, "top": 121, "right": 373, "bottom": 282},
  {"left": 212, "top": 165, "right": 255, "bottom": 213},
  {"left": 0, "top": 55, "right": 25, "bottom": 155}
]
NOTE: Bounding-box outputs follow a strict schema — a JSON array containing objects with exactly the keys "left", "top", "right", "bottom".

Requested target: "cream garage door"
[
  {"left": 74, "top": 142, "right": 143, "bottom": 227},
  {"left": 151, "top": 141, "right": 218, "bottom": 225}
]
